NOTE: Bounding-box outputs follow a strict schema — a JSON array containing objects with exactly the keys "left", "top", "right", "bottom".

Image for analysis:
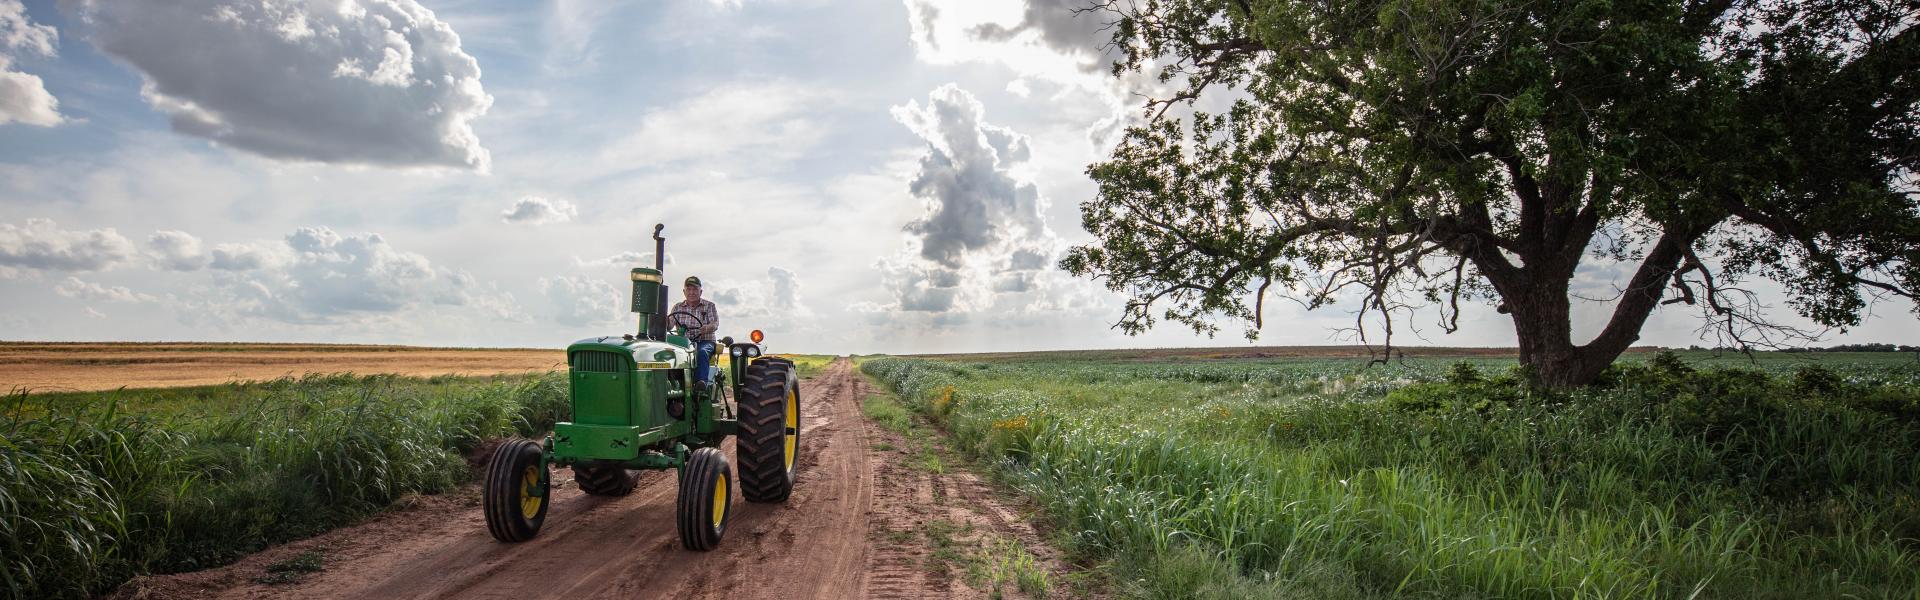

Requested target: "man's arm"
[{"left": 701, "top": 302, "right": 719, "bottom": 337}]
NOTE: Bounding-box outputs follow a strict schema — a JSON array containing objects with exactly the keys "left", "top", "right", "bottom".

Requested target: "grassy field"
[
  {"left": 773, "top": 354, "right": 838, "bottom": 378},
  {"left": 863, "top": 351, "right": 1920, "bottom": 598},
  {"left": 0, "top": 349, "right": 834, "bottom": 599},
  {"left": 0, "top": 372, "right": 568, "bottom": 600}
]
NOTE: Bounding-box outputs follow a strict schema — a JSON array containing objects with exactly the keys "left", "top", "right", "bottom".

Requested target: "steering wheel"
[{"left": 666, "top": 308, "right": 709, "bottom": 335}]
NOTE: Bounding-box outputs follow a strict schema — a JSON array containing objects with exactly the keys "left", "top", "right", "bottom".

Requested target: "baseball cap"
[{"left": 684, "top": 276, "right": 702, "bottom": 288}]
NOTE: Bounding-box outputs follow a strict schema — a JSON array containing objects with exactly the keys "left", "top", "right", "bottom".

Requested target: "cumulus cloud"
[
  {"left": 55, "top": 276, "right": 154, "bottom": 303},
  {"left": 500, "top": 196, "right": 577, "bottom": 225},
  {"left": 967, "top": 0, "right": 1116, "bottom": 67},
  {"left": 275, "top": 227, "right": 434, "bottom": 315},
  {"left": 541, "top": 274, "right": 625, "bottom": 327},
  {"left": 0, "top": 0, "right": 63, "bottom": 126},
  {"left": 64, "top": 0, "right": 492, "bottom": 169},
  {"left": 706, "top": 266, "right": 814, "bottom": 333},
  {"left": 877, "top": 84, "right": 1060, "bottom": 314},
  {"left": 901, "top": 0, "right": 1152, "bottom": 149},
  {"left": 185, "top": 226, "right": 493, "bottom": 324},
  {"left": 147, "top": 230, "right": 211, "bottom": 271},
  {"left": 0, "top": 218, "right": 137, "bottom": 273},
  {"left": 208, "top": 241, "right": 281, "bottom": 271},
  {"left": 901, "top": 0, "right": 1108, "bottom": 87}
]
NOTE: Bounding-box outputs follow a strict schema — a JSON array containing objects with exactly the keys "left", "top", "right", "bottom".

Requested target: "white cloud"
[
  {"left": 147, "top": 230, "right": 211, "bottom": 271},
  {"left": 64, "top": 0, "right": 493, "bottom": 169},
  {"left": 0, "top": 0, "right": 63, "bottom": 126},
  {"left": 901, "top": 0, "right": 1107, "bottom": 88},
  {"left": 599, "top": 82, "right": 830, "bottom": 171},
  {"left": 193, "top": 226, "right": 489, "bottom": 324},
  {"left": 901, "top": 0, "right": 1151, "bottom": 149},
  {"left": 541, "top": 274, "right": 626, "bottom": 327},
  {"left": 208, "top": 241, "right": 282, "bottom": 271},
  {"left": 707, "top": 266, "right": 815, "bottom": 332},
  {"left": 576, "top": 249, "right": 670, "bottom": 270},
  {"left": 877, "top": 84, "right": 1062, "bottom": 314},
  {"left": 0, "top": 218, "right": 137, "bottom": 273},
  {"left": 55, "top": 276, "right": 155, "bottom": 302},
  {"left": 500, "top": 196, "right": 577, "bottom": 225}
]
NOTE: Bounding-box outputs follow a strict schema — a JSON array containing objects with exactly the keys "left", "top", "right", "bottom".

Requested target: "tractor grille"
[{"left": 571, "top": 351, "right": 630, "bottom": 373}]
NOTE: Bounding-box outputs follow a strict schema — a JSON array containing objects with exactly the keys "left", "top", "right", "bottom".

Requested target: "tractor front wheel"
[
  {"left": 676, "top": 447, "right": 732, "bottom": 551},
  {"left": 737, "top": 357, "right": 800, "bottom": 503},
  {"left": 482, "top": 438, "right": 548, "bottom": 542}
]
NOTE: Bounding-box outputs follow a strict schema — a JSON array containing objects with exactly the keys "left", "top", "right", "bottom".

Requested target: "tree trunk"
[
  {"left": 1495, "top": 229, "right": 1689, "bottom": 389},
  {"left": 1506, "top": 279, "right": 1614, "bottom": 388}
]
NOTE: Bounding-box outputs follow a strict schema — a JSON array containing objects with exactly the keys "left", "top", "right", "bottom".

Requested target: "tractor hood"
[{"left": 567, "top": 337, "right": 691, "bottom": 369}]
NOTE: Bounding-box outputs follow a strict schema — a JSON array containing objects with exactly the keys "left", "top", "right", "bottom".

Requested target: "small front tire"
[
  {"left": 483, "top": 438, "right": 549, "bottom": 542},
  {"left": 675, "top": 447, "right": 732, "bottom": 551}
]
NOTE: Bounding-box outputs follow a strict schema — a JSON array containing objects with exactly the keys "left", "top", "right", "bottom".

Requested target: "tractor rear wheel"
[
  {"left": 675, "top": 447, "right": 732, "bottom": 551},
  {"left": 737, "top": 357, "right": 800, "bottom": 503},
  {"left": 482, "top": 438, "right": 548, "bottom": 542},
  {"left": 572, "top": 463, "right": 636, "bottom": 496}
]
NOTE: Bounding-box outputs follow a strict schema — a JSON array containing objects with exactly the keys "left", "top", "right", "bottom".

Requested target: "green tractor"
[{"left": 482, "top": 224, "right": 801, "bottom": 550}]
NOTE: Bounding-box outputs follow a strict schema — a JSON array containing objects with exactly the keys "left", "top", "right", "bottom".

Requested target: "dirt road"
[{"left": 116, "top": 358, "right": 1078, "bottom": 600}]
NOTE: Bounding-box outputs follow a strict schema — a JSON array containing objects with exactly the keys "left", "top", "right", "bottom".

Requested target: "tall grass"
[
  {"left": 0, "top": 372, "right": 566, "bottom": 600},
  {"left": 863, "top": 355, "right": 1920, "bottom": 598}
]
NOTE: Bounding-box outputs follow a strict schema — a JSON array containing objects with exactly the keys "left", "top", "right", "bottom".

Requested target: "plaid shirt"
[{"left": 668, "top": 298, "right": 719, "bottom": 341}]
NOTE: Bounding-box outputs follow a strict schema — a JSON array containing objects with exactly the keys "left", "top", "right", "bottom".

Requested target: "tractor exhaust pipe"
[{"left": 652, "top": 224, "right": 667, "bottom": 340}]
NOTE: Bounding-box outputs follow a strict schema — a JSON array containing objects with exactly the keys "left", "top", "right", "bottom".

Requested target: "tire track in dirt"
[{"left": 114, "top": 358, "right": 1083, "bottom": 600}]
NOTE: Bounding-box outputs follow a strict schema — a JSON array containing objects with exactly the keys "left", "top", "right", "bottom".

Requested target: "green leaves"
[{"left": 1070, "top": 0, "right": 1919, "bottom": 383}]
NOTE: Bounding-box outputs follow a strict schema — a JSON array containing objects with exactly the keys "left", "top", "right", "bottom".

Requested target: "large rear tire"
[
  {"left": 572, "top": 462, "right": 637, "bottom": 496},
  {"left": 482, "top": 438, "right": 548, "bottom": 542},
  {"left": 675, "top": 447, "right": 731, "bottom": 551},
  {"left": 737, "top": 357, "right": 800, "bottom": 503}
]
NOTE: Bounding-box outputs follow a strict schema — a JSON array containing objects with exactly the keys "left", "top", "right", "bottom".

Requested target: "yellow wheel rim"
[
  {"left": 710, "top": 475, "right": 727, "bottom": 528},
  {"left": 783, "top": 388, "right": 798, "bottom": 471},
  {"left": 519, "top": 465, "right": 543, "bottom": 520}
]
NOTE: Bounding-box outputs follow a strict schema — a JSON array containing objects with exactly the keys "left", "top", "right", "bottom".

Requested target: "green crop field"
[
  {"left": 771, "top": 354, "right": 837, "bottom": 378},
  {"left": 0, "top": 372, "right": 568, "bottom": 600},
  {"left": 863, "top": 351, "right": 1920, "bottom": 599}
]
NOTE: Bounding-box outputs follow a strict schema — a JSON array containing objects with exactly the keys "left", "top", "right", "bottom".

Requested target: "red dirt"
[{"left": 111, "top": 358, "right": 1076, "bottom": 600}]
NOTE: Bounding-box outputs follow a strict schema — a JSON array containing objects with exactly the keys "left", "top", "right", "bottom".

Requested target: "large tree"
[{"left": 1062, "top": 0, "right": 1920, "bottom": 386}]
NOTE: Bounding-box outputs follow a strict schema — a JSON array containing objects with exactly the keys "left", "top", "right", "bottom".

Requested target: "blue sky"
[{"left": 0, "top": 0, "right": 1912, "bottom": 354}]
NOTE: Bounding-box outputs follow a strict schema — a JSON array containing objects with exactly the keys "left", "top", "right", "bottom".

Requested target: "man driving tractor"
[{"left": 668, "top": 275, "right": 720, "bottom": 386}]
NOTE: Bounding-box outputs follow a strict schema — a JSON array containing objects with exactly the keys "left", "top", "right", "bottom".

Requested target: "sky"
[{"left": 0, "top": 0, "right": 1913, "bottom": 355}]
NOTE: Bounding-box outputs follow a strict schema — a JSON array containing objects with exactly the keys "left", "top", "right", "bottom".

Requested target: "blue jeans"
[{"left": 694, "top": 341, "right": 716, "bottom": 385}]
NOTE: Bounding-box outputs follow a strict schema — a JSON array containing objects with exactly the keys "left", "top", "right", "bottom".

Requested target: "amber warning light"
[{"left": 750, "top": 330, "right": 764, "bottom": 344}]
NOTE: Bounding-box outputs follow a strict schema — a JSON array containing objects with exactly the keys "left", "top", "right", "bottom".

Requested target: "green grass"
[
  {"left": 773, "top": 354, "right": 837, "bottom": 378},
  {"left": 968, "top": 537, "right": 1053, "bottom": 599},
  {"left": 862, "top": 393, "right": 916, "bottom": 433},
  {"left": 254, "top": 551, "right": 324, "bottom": 585},
  {"left": 0, "top": 372, "right": 568, "bottom": 600},
  {"left": 863, "top": 352, "right": 1920, "bottom": 599},
  {"left": 862, "top": 391, "right": 948, "bottom": 474}
]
